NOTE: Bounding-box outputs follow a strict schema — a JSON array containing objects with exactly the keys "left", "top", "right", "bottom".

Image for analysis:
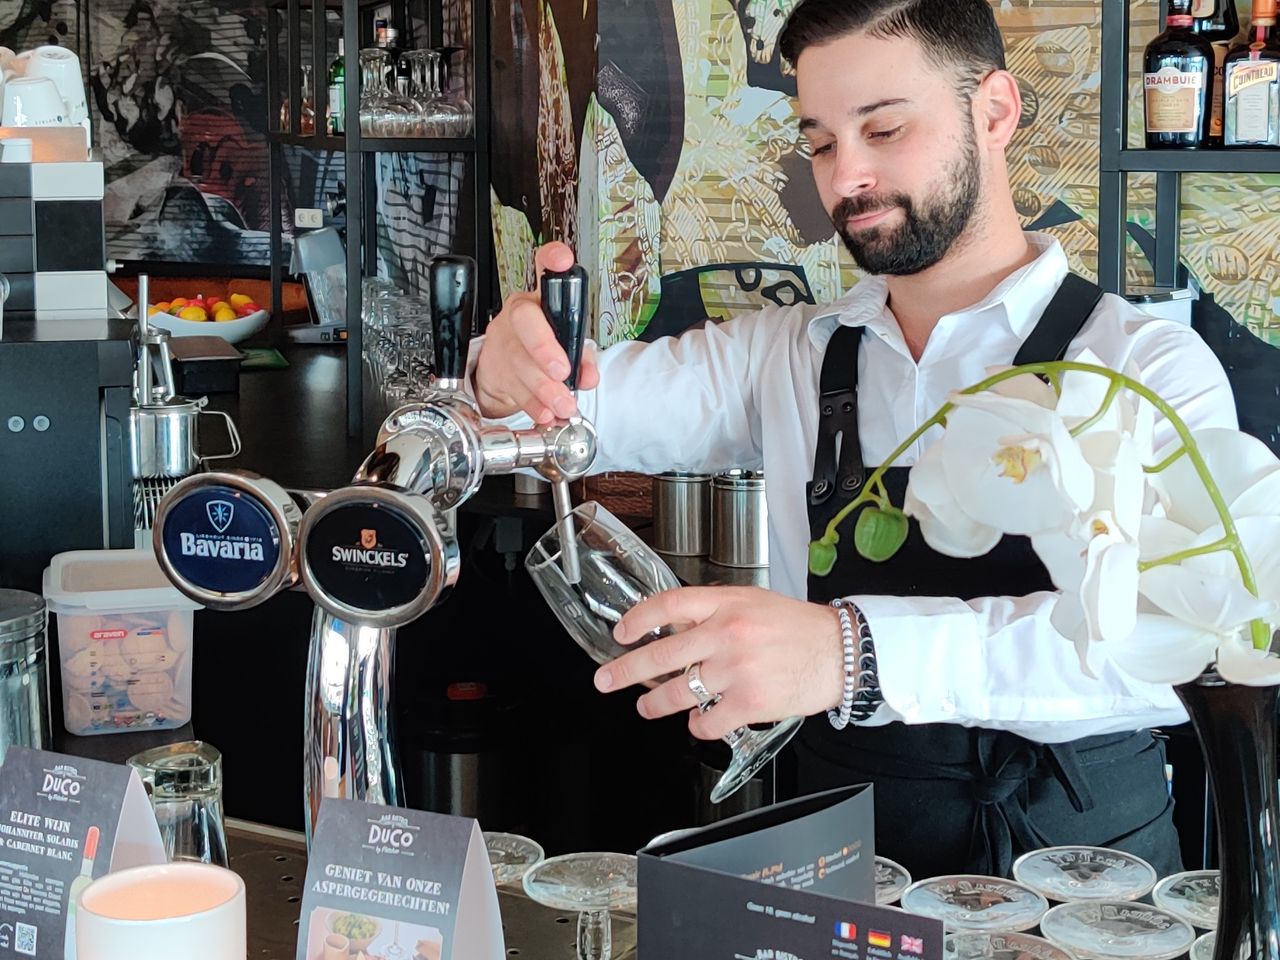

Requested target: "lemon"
[
  {"left": 178, "top": 306, "right": 208, "bottom": 322},
  {"left": 147, "top": 305, "right": 163, "bottom": 316},
  {"left": 213, "top": 307, "right": 237, "bottom": 322},
  {"left": 228, "top": 293, "right": 253, "bottom": 309}
]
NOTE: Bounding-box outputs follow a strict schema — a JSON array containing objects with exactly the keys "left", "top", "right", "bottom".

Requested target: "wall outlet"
[{"left": 295, "top": 207, "right": 324, "bottom": 229}]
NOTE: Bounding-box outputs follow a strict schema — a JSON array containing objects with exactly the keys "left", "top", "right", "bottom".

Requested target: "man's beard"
[{"left": 831, "top": 131, "right": 982, "bottom": 276}]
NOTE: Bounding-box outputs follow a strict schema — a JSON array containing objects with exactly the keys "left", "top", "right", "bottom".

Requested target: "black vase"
[{"left": 1174, "top": 673, "right": 1280, "bottom": 960}]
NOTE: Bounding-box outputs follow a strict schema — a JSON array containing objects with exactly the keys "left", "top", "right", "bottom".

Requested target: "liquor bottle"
[
  {"left": 1223, "top": 0, "right": 1280, "bottom": 145},
  {"left": 1193, "top": 0, "right": 1242, "bottom": 143},
  {"left": 374, "top": 17, "right": 389, "bottom": 47},
  {"left": 1145, "top": 0, "right": 1216, "bottom": 148},
  {"left": 385, "top": 27, "right": 412, "bottom": 98},
  {"left": 327, "top": 38, "right": 345, "bottom": 135},
  {"left": 63, "top": 826, "right": 100, "bottom": 960}
]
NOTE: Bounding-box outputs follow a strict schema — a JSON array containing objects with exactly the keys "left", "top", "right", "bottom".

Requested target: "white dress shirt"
[{"left": 491, "top": 234, "right": 1238, "bottom": 742}]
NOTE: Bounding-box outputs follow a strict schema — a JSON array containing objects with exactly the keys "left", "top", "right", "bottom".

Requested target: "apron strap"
[
  {"left": 1012, "top": 273, "right": 1105, "bottom": 368},
  {"left": 806, "top": 324, "right": 865, "bottom": 518},
  {"left": 807, "top": 272, "right": 1104, "bottom": 526}
]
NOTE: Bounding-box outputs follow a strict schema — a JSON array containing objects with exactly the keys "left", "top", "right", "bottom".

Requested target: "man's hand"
[
  {"left": 473, "top": 241, "right": 601, "bottom": 422},
  {"left": 594, "top": 586, "right": 846, "bottom": 740}
]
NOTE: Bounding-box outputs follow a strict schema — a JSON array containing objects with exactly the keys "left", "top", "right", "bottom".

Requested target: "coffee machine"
[
  {"left": 0, "top": 317, "right": 134, "bottom": 592},
  {"left": 151, "top": 256, "right": 594, "bottom": 843}
]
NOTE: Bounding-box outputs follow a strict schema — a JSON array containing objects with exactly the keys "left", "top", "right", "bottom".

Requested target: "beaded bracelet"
[{"left": 827, "top": 598, "right": 883, "bottom": 730}]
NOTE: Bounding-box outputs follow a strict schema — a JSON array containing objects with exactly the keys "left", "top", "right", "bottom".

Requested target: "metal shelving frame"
[
  {"left": 266, "top": 0, "right": 492, "bottom": 437},
  {"left": 1098, "top": 0, "right": 1280, "bottom": 296}
]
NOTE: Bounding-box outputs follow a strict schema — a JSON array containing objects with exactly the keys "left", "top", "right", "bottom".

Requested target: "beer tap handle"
[
  {"left": 429, "top": 254, "right": 477, "bottom": 389},
  {"left": 541, "top": 265, "right": 588, "bottom": 393},
  {"left": 540, "top": 265, "right": 590, "bottom": 583}
]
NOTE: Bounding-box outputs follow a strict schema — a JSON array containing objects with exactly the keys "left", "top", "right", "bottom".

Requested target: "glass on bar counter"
[
  {"left": 1150, "top": 870, "right": 1219, "bottom": 930},
  {"left": 1012, "top": 846, "right": 1157, "bottom": 903},
  {"left": 945, "top": 931, "right": 1078, "bottom": 960},
  {"left": 483, "top": 831, "right": 545, "bottom": 887},
  {"left": 1190, "top": 931, "right": 1214, "bottom": 960},
  {"left": 899, "top": 875, "right": 1049, "bottom": 933},
  {"left": 1038, "top": 900, "right": 1195, "bottom": 960},
  {"left": 875, "top": 856, "right": 912, "bottom": 906}
]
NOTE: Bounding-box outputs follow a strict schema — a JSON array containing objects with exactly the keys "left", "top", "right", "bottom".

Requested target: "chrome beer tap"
[{"left": 151, "top": 256, "right": 597, "bottom": 844}]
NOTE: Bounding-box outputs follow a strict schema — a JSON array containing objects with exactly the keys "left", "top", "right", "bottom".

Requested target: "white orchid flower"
[
  {"left": 1150, "top": 428, "right": 1280, "bottom": 533},
  {"left": 939, "top": 391, "right": 1095, "bottom": 536},
  {"left": 903, "top": 439, "right": 1002, "bottom": 558}
]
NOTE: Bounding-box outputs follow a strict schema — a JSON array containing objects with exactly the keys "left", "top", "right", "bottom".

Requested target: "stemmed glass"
[
  {"left": 525, "top": 501, "right": 802, "bottom": 804},
  {"left": 523, "top": 852, "right": 636, "bottom": 960},
  {"left": 359, "top": 48, "right": 413, "bottom": 136}
]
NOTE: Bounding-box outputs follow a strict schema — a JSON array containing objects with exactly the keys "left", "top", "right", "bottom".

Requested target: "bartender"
[{"left": 471, "top": 0, "right": 1236, "bottom": 878}]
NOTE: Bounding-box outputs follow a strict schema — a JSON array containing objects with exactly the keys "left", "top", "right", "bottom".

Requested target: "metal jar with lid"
[
  {"left": 710, "top": 470, "right": 769, "bottom": 567},
  {"left": 652, "top": 472, "right": 711, "bottom": 556},
  {"left": 0, "top": 589, "right": 50, "bottom": 763}
]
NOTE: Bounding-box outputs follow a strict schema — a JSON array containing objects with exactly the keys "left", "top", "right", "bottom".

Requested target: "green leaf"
[
  {"left": 808, "top": 537, "right": 839, "bottom": 577},
  {"left": 854, "top": 506, "right": 909, "bottom": 562}
]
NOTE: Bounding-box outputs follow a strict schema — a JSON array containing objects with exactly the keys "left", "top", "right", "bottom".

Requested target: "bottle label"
[
  {"left": 1210, "top": 43, "right": 1229, "bottom": 137},
  {"left": 1144, "top": 66, "right": 1205, "bottom": 133},
  {"left": 1191, "top": 0, "right": 1215, "bottom": 16},
  {"left": 327, "top": 82, "right": 344, "bottom": 134},
  {"left": 1228, "top": 59, "right": 1278, "bottom": 97}
]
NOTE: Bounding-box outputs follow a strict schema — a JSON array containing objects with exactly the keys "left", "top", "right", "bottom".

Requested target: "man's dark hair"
[{"left": 778, "top": 0, "right": 1007, "bottom": 100}]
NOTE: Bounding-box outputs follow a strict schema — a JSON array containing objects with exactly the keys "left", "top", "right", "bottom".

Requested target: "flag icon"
[
  {"left": 869, "top": 930, "right": 892, "bottom": 949},
  {"left": 835, "top": 922, "right": 857, "bottom": 940},
  {"left": 901, "top": 935, "right": 925, "bottom": 954}
]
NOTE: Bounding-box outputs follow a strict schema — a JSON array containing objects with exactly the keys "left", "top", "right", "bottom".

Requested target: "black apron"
[{"left": 798, "top": 274, "right": 1182, "bottom": 880}]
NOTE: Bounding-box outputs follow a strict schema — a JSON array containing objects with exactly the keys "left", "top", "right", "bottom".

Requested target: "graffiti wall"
[{"left": 489, "top": 0, "right": 1280, "bottom": 354}]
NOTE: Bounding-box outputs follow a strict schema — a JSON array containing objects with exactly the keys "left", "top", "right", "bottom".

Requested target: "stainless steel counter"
[{"left": 228, "top": 821, "right": 636, "bottom": 960}]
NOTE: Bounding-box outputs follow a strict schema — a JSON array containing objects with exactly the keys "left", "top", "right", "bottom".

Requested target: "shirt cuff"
[{"left": 847, "top": 593, "right": 983, "bottom": 726}]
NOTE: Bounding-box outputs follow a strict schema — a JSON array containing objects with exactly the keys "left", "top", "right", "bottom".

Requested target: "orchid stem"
[
  {"left": 1139, "top": 536, "right": 1233, "bottom": 572},
  {"left": 1144, "top": 445, "right": 1188, "bottom": 474},
  {"left": 1069, "top": 379, "right": 1123, "bottom": 438},
  {"left": 816, "top": 360, "right": 1267, "bottom": 651}
]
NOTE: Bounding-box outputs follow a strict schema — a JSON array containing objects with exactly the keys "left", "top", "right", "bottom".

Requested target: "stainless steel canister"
[
  {"left": 710, "top": 470, "right": 768, "bottom": 567},
  {"left": 652, "top": 473, "right": 710, "bottom": 556},
  {"left": 0, "top": 589, "right": 49, "bottom": 764}
]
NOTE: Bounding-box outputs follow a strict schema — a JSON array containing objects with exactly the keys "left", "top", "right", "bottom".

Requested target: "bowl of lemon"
[{"left": 146, "top": 293, "right": 269, "bottom": 345}]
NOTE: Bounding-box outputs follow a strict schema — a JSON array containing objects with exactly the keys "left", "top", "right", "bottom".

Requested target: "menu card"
[
  {"left": 639, "top": 784, "right": 944, "bottom": 960},
  {"left": 0, "top": 747, "right": 166, "bottom": 960},
  {"left": 295, "top": 799, "right": 503, "bottom": 960}
]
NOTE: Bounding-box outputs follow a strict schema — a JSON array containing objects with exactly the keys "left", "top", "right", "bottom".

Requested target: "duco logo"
[
  {"left": 362, "top": 814, "right": 420, "bottom": 857},
  {"left": 162, "top": 486, "right": 282, "bottom": 593},
  {"left": 38, "top": 765, "right": 85, "bottom": 804}
]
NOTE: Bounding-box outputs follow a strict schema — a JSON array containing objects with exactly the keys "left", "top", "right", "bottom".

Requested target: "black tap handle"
[
  {"left": 429, "top": 254, "right": 476, "bottom": 381},
  {"left": 541, "top": 265, "right": 588, "bottom": 391}
]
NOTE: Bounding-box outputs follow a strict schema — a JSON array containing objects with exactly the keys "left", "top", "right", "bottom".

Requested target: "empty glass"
[
  {"left": 1013, "top": 846, "right": 1157, "bottom": 903},
  {"left": 522, "top": 852, "right": 636, "bottom": 960},
  {"left": 437, "top": 47, "right": 473, "bottom": 136},
  {"left": 1039, "top": 901, "right": 1195, "bottom": 960},
  {"left": 875, "top": 855, "right": 912, "bottom": 905},
  {"left": 484, "top": 831, "right": 544, "bottom": 886},
  {"left": 1150, "top": 870, "right": 1219, "bottom": 930},
  {"left": 359, "top": 48, "right": 414, "bottom": 137},
  {"left": 900, "top": 875, "right": 1049, "bottom": 933},
  {"left": 945, "top": 931, "right": 1077, "bottom": 960},
  {"left": 127, "top": 741, "right": 228, "bottom": 867},
  {"left": 525, "top": 501, "right": 802, "bottom": 804}
]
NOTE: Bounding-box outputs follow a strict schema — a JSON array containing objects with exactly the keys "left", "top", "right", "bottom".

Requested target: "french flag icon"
[{"left": 835, "top": 922, "right": 857, "bottom": 940}]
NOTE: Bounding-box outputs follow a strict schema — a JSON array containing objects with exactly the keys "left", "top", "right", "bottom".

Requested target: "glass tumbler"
[{"left": 127, "top": 741, "right": 228, "bottom": 867}]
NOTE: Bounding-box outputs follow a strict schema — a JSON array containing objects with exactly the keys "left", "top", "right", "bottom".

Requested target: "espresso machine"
[{"left": 151, "top": 256, "right": 593, "bottom": 842}]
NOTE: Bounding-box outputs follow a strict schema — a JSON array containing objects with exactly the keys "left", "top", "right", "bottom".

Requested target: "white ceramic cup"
[
  {"left": 0, "top": 138, "right": 32, "bottom": 163},
  {"left": 75, "top": 862, "right": 247, "bottom": 960},
  {"left": 24, "top": 45, "right": 87, "bottom": 124},
  {"left": 1, "top": 75, "right": 70, "bottom": 127}
]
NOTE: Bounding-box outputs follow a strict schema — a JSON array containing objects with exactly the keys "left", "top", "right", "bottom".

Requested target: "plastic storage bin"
[{"left": 43, "top": 550, "right": 202, "bottom": 736}]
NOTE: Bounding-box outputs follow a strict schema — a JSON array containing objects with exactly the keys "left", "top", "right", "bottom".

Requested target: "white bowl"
[{"left": 147, "top": 308, "right": 268, "bottom": 345}]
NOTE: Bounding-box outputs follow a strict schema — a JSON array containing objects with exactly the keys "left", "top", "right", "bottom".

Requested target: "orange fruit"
[
  {"left": 170, "top": 297, "right": 188, "bottom": 308},
  {"left": 154, "top": 301, "right": 170, "bottom": 313}
]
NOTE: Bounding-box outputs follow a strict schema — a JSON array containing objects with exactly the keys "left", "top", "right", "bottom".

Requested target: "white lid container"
[{"left": 43, "top": 550, "right": 201, "bottom": 736}]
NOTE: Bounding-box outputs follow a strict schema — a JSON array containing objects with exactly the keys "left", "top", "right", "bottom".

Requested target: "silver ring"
[{"left": 686, "top": 662, "right": 715, "bottom": 704}]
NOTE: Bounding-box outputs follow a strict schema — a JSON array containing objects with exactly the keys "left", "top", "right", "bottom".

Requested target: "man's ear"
[{"left": 975, "top": 69, "right": 1023, "bottom": 150}]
